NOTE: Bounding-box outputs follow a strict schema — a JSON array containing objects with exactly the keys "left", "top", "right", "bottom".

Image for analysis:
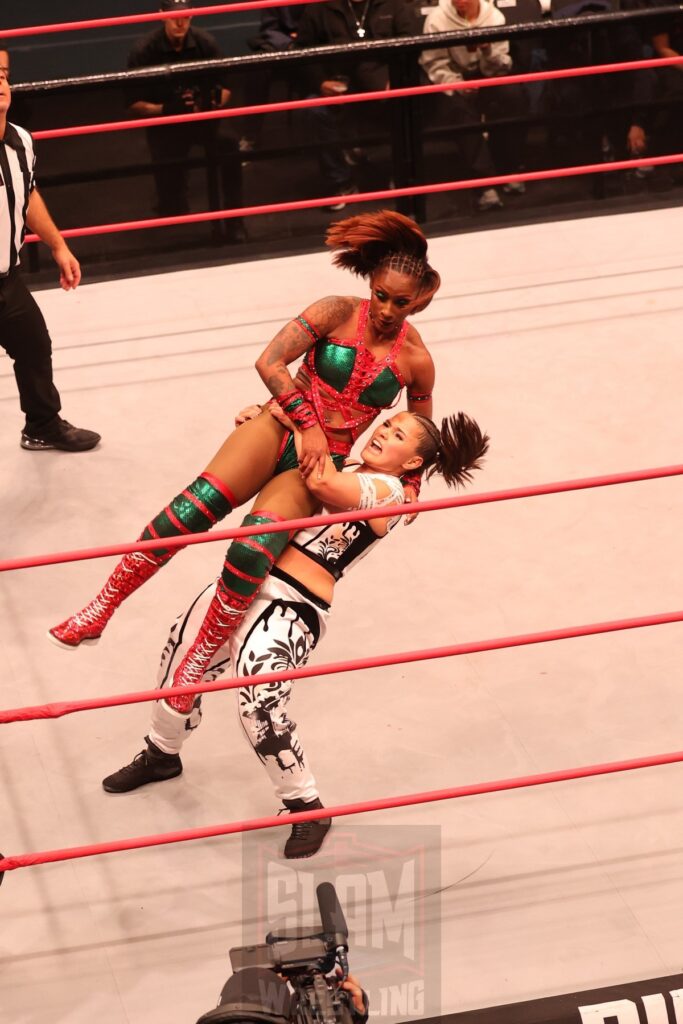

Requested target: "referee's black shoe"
[{"left": 21, "top": 417, "right": 101, "bottom": 452}]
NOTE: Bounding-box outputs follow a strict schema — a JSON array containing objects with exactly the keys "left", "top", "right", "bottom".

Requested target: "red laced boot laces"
[
  {"left": 48, "top": 552, "right": 163, "bottom": 648},
  {"left": 166, "top": 581, "right": 248, "bottom": 713}
]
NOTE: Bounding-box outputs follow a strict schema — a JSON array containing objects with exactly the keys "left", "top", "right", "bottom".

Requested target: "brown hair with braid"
[
  {"left": 325, "top": 210, "right": 441, "bottom": 312},
  {"left": 412, "top": 412, "right": 490, "bottom": 489}
]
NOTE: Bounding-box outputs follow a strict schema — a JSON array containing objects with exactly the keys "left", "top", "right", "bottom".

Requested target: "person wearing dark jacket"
[
  {"left": 296, "top": 0, "right": 418, "bottom": 206},
  {"left": 126, "top": 0, "right": 244, "bottom": 238},
  {"left": 648, "top": 12, "right": 683, "bottom": 165},
  {"left": 243, "top": 5, "right": 306, "bottom": 151},
  {"left": 544, "top": 0, "right": 659, "bottom": 172},
  {"left": 251, "top": 4, "right": 303, "bottom": 51}
]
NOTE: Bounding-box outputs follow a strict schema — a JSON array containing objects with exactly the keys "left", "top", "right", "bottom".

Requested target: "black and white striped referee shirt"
[{"left": 0, "top": 122, "right": 36, "bottom": 276}]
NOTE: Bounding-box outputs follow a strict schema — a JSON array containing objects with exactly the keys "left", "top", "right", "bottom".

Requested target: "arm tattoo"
[
  {"left": 256, "top": 295, "right": 356, "bottom": 398},
  {"left": 264, "top": 371, "right": 293, "bottom": 397},
  {"left": 263, "top": 322, "right": 307, "bottom": 368},
  {"left": 310, "top": 295, "right": 356, "bottom": 332}
]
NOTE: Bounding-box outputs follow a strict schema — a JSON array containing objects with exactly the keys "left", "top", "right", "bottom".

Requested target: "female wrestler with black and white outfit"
[{"left": 101, "top": 408, "right": 489, "bottom": 859}]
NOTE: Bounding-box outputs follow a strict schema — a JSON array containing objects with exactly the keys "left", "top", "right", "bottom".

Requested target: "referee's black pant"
[{"left": 0, "top": 268, "right": 61, "bottom": 434}]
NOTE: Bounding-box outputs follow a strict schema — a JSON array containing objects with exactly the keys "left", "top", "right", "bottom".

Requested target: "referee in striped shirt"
[{"left": 0, "top": 58, "right": 100, "bottom": 452}]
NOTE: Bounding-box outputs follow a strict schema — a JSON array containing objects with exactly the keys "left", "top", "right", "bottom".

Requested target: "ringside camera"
[{"left": 196, "top": 882, "right": 364, "bottom": 1024}]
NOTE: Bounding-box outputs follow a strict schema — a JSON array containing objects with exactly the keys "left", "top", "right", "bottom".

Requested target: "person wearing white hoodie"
[{"left": 420, "top": 0, "right": 528, "bottom": 210}]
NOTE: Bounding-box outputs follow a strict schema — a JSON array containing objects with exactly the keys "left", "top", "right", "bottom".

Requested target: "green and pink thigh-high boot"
[
  {"left": 165, "top": 510, "right": 289, "bottom": 712},
  {"left": 48, "top": 474, "right": 235, "bottom": 649}
]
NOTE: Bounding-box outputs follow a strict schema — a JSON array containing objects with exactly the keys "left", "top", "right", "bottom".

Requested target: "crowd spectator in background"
[
  {"left": 296, "top": 0, "right": 419, "bottom": 208},
  {"left": 126, "top": 0, "right": 245, "bottom": 240},
  {"left": 544, "top": 0, "right": 664, "bottom": 183},
  {"left": 242, "top": 5, "right": 306, "bottom": 153},
  {"left": 650, "top": 14, "right": 683, "bottom": 162},
  {"left": 420, "top": 0, "right": 528, "bottom": 211},
  {"left": 610, "top": 0, "right": 654, "bottom": 163},
  {"left": 0, "top": 64, "right": 100, "bottom": 452},
  {"left": 0, "top": 44, "right": 8, "bottom": 76},
  {"left": 250, "top": 4, "right": 304, "bottom": 52},
  {"left": 624, "top": 70, "right": 655, "bottom": 163}
]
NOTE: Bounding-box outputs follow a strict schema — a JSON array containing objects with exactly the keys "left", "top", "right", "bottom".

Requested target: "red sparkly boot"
[
  {"left": 166, "top": 581, "right": 248, "bottom": 713},
  {"left": 48, "top": 552, "right": 164, "bottom": 649}
]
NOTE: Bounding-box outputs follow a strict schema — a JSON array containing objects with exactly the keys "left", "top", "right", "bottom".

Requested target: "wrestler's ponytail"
[
  {"left": 412, "top": 412, "right": 489, "bottom": 489},
  {"left": 326, "top": 210, "right": 441, "bottom": 311}
]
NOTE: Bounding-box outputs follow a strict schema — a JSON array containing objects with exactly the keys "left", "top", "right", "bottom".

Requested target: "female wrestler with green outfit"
[
  {"left": 101, "top": 408, "right": 489, "bottom": 860},
  {"left": 49, "top": 211, "right": 440, "bottom": 701}
]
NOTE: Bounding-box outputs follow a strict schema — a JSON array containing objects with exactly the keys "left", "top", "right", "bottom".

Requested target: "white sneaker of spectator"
[
  {"left": 343, "top": 147, "right": 367, "bottom": 166},
  {"left": 503, "top": 180, "right": 526, "bottom": 195},
  {"left": 328, "top": 186, "right": 359, "bottom": 211},
  {"left": 477, "top": 187, "right": 504, "bottom": 211},
  {"left": 239, "top": 136, "right": 255, "bottom": 168}
]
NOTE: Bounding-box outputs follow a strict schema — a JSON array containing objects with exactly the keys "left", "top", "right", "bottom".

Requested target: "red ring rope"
[
  {"left": 2, "top": 463, "right": 681, "bottom": 574},
  {"left": 2, "top": 744, "right": 683, "bottom": 872},
  {"left": 30, "top": 55, "right": 683, "bottom": 142},
  {"left": 0, "top": 1, "right": 327, "bottom": 40},
  {"left": 23, "top": 153, "right": 683, "bottom": 244},
  {"left": 2, "top": 609, "right": 681, "bottom": 724}
]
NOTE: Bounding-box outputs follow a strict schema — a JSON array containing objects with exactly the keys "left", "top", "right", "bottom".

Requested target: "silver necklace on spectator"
[{"left": 346, "top": 0, "right": 371, "bottom": 38}]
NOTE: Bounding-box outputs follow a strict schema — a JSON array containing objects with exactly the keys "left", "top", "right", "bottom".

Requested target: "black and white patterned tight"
[{"left": 147, "top": 573, "right": 330, "bottom": 804}]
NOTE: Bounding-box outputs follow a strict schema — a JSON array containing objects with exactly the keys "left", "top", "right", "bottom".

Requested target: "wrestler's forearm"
[
  {"left": 255, "top": 321, "right": 310, "bottom": 398},
  {"left": 258, "top": 364, "right": 299, "bottom": 399},
  {"left": 256, "top": 295, "right": 355, "bottom": 398}
]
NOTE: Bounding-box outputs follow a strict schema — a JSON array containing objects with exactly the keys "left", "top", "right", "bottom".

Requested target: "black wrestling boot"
[
  {"left": 102, "top": 739, "right": 182, "bottom": 793},
  {"left": 282, "top": 798, "right": 331, "bottom": 859}
]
